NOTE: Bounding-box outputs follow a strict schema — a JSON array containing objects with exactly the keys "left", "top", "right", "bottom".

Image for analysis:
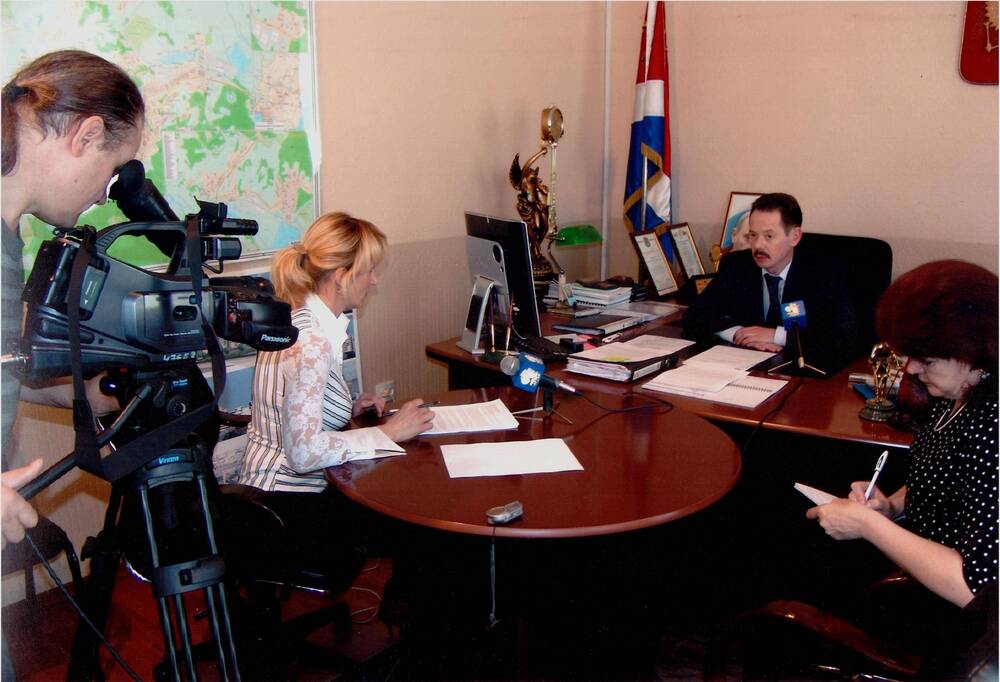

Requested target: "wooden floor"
[{"left": 3, "top": 557, "right": 399, "bottom": 681}]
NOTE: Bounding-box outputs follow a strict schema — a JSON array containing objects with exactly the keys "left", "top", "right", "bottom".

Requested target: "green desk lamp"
[{"left": 547, "top": 223, "right": 603, "bottom": 311}]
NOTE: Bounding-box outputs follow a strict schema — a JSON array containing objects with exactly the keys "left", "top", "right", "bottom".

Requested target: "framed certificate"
[
  {"left": 632, "top": 231, "right": 679, "bottom": 296},
  {"left": 668, "top": 223, "right": 705, "bottom": 278}
]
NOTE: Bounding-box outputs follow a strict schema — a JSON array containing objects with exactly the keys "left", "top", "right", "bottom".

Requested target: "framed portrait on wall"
[
  {"left": 667, "top": 223, "right": 705, "bottom": 278},
  {"left": 719, "top": 192, "right": 762, "bottom": 253}
]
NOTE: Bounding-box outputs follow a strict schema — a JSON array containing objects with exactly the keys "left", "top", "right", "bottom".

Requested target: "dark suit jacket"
[{"left": 682, "top": 248, "right": 859, "bottom": 374}]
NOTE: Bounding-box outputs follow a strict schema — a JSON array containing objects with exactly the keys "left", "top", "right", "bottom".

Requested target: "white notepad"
[
  {"left": 644, "top": 374, "right": 787, "bottom": 408},
  {"left": 794, "top": 482, "right": 836, "bottom": 506}
]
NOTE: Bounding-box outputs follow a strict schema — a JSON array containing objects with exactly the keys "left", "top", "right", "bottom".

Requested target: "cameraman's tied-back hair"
[
  {"left": 750, "top": 193, "right": 803, "bottom": 232},
  {"left": 876, "top": 259, "right": 998, "bottom": 400},
  {"left": 272, "top": 212, "right": 387, "bottom": 309},
  {"left": 2, "top": 50, "right": 145, "bottom": 176}
]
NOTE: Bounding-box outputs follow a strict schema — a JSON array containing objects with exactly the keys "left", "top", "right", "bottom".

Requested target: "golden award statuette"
[{"left": 859, "top": 342, "right": 904, "bottom": 422}]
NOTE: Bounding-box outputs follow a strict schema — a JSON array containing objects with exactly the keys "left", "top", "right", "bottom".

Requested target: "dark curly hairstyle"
[{"left": 876, "top": 260, "right": 998, "bottom": 400}]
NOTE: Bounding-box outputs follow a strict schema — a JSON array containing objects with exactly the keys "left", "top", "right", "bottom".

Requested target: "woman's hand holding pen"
[
  {"left": 352, "top": 393, "right": 387, "bottom": 418},
  {"left": 379, "top": 398, "right": 436, "bottom": 442},
  {"left": 848, "top": 481, "right": 897, "bottom": 520}
]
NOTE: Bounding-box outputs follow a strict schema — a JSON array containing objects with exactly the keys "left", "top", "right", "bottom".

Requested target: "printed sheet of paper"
[
  {"left": 794, "top": 482, "right": 836, "bottom": 506},
  {"left": 441, "top": 438, "right": 583, "bottom": 478},
  {"left": 571, "top": 335, "right": 694, "bottom": 363},
  {"left": 685, "top": 345, "right": 776, "bottom": 371},
  {"left": 421, "top": 399, "right": 519, "bottom": 436}
]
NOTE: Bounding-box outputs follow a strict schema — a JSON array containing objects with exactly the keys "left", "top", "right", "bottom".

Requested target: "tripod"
[{"left": 39, "top": 368, "right": 243, "bottom": 681}]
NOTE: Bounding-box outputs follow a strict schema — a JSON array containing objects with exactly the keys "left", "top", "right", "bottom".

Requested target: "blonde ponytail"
[{"left": 271, "top": 212, "right": 387, "bottom": 308}]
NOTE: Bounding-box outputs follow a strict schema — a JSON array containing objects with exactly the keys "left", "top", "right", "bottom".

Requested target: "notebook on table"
[{"left": 552, "top": 313, "right": 645, "bottom": 336}]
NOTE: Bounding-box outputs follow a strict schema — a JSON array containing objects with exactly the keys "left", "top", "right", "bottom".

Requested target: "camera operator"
[{"left": 1, "top": 50, "right": 145, "bottom": 543}]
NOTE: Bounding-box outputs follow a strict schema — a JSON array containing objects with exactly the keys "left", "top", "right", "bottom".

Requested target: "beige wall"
[
  {"left": 605, "top": 1, "right": 999, "bottom": 280},
  {"left": 5, "top": 0, "right": 997, "bottom": 602},
  {"left": 314, "top": 1, "right": 609, "bottom": 403}
]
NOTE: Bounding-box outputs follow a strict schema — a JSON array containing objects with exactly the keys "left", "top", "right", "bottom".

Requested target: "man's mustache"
[{"left": 753, "top": 250, "right": 770, "bottom": 259}]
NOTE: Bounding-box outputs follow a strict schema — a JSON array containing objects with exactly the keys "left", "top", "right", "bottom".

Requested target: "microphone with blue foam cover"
[{"left": 499, "top": 352, "right": 577, "bottom": 394}]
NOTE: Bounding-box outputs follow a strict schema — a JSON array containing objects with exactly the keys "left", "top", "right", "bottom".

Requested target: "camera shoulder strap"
[{"left": 67, "top": 228, "right": 102, "bottom": 476}]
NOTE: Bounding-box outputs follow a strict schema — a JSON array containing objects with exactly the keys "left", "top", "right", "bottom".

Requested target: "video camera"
[{"left": 18, "top": 159, "right": 298, "bottom": 380}]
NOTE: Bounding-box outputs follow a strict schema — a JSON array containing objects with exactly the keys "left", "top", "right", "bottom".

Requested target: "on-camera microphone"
[{"left": 499, "top": 352, "right": 578, "bottom": 394}]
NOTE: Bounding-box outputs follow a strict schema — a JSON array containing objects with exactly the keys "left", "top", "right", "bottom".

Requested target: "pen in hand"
[
  {"left": 863, "top": 450, "right": 889, "bottom": 501},
  {"left": 383, "top": 400, "right": 440, "bottom": 417}
]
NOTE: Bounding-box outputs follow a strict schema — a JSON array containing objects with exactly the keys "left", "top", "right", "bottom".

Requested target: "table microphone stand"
[
  {"left": 541, "top": 386, "right": 573, "bottom": 424},
  {"left": 768, "top": 323, "right": 826, "bottom": 377}
]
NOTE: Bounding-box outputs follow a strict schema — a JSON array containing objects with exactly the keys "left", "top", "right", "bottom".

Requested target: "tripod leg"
[
  {"left": 67, "top": 490, "right": 124, "bottom": 682},
  {"left": 196, "top": 477, "right": 240, "bottom": 681},
  {"left": 140, "top": 486, "right": 183, "bottom": 682}
]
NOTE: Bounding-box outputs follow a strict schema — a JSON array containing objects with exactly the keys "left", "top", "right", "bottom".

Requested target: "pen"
[
  {"left": 863, "top": 450, "right": 889, "bottom": 500},
  {"left": 504, "top": 298, "right": 513, "bottom": 352},
  {"left": 383, "top": 400, "right": 440, "bottom": 417}
]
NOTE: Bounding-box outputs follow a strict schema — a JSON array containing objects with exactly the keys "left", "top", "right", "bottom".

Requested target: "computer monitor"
[{"left": 459, "top": 212, "right": 541, "bottom": 353}]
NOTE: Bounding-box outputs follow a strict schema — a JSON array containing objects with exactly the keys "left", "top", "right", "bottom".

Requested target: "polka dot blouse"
[{"left": 906, "top": 397, "right": 998, "bottom": 594}]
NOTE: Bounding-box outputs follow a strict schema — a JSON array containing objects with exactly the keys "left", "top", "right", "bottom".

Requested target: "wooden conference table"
[
  {"left": 326, "top": 385, "right": 741, "bottom": 538},
  {"left": 425, "top": 314, "right": 914, "bottom": 451}
]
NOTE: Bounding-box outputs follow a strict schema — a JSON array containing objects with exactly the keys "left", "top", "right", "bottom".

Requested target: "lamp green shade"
[{"left": 555, "top": 224, "right": 602, "bottom": 246}]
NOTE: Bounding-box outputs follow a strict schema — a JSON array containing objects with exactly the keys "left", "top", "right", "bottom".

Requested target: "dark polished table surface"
[
  {"left": 327, "top": 386, "right": 741, "bottom": 539},
  {"left": 425, "top": 314, "right": 914, "bottom": 450}
]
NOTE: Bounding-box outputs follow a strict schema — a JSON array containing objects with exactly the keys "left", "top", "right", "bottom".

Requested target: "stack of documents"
[
  {"left": 567, "top": 335, "right": 695, "bottom": 382},
  {"left": 643, "top": 346, "right": 787, "bottom": 408},
  {"left": 546, "top": 282, "right": 632, "bottom": 307}
]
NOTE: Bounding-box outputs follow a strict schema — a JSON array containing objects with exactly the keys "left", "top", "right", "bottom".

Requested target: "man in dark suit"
[{"left": 683, "top": 193, "right": 857, "bottom": 373}]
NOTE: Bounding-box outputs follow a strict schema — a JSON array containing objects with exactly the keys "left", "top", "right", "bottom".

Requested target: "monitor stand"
[{"left": 457, "top": 275, "right": 498, "bottom": 355}]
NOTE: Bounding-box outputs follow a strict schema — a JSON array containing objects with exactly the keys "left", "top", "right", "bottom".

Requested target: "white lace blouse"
[{"left": 238, "top": 294, "right": 382, "bottom": 492}]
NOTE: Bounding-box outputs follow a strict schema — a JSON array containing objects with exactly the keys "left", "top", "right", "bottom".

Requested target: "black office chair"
[
  {"left": 708, "top": 573, "right": 998, "bottom": 680},
  {"left": 1, "top": 514, "right": 84, "bottom": 604},
  {"left": 212, "top": 414, "right": 369, "bottom": 678},
  {"left": 796, "top": 232, "right": 893, "bottom": 354}
]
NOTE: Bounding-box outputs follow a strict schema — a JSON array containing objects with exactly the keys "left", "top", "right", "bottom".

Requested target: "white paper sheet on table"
[
  {"left": 441, "top": 438, "right": 583, "bottom": 478},
  {"left": 420, "top": 399, "right": 519, "bottom": 436},
  {"left": 571, "top": 335, "right": 694, "bottom": 363},
  {"left": 684, "top": 345, "right": 776, "bottom": 371}
]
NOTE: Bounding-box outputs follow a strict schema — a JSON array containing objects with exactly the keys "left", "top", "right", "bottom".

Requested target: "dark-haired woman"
[{"left": 808, "top": 259, "right": 997, "bottom": 607}]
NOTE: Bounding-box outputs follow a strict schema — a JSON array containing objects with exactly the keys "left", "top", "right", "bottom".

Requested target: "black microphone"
[{"left": 499, "top": 352, "right": 578, "bottom": 394}]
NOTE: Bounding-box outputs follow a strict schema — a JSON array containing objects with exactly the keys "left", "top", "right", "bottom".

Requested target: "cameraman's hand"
[
  {"left": 86, "top": 374, "right": 121, "bottom": 416},
  {"left": 20, "top": 373, "right": 119, "bottom": 416},
  {"left": 379, "top": 398, "right": 435, "bottom": 442},
  {"left": 2, "top": 459, "right": 43, "bottom": 548}
]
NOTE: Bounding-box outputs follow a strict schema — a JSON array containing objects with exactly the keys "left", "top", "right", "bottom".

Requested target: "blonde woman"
[{"left": 240, "top": 212, "right": 433, "bottom": 492}]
